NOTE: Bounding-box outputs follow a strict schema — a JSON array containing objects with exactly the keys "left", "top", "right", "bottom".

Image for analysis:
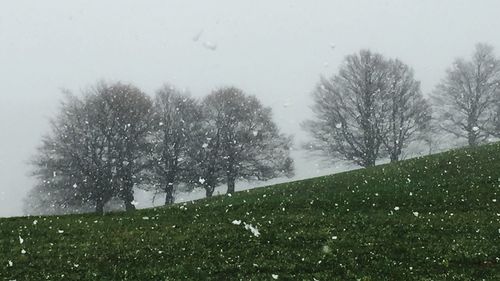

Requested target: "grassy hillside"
[{"left": 1, "top": 143, "right": 499, "bottom": 280}]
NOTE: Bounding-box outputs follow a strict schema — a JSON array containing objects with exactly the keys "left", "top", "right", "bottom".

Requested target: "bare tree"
[
  {"left": 29, "top": 81, "right": 153, "bottom": 214},
  {"left": 382, "top": 59, "right": 431, "bottom": 162},
  {"left": 203, "top": 87, "right": 294, "bottom": 195},
  {"left": 433, "top": 43, "right": 500, "bottom": 147},
  {"left": 89, "top": 82, "right": 153, "bottom": 211},
  {"left": 303, "top": 50, "right": 389, "bottom": 167},
  {"left": 147, "top": 85, "right": 202, "bottom": 205}
]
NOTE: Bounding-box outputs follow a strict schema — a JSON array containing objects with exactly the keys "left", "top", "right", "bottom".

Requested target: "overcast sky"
[{"left": 1, "top": 0, "right": 500, "bottom": 217}]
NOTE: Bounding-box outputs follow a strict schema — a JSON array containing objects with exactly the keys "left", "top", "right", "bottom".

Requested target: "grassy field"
[{"left": 1, "top": 143, "right": 499, "bottom": 280}]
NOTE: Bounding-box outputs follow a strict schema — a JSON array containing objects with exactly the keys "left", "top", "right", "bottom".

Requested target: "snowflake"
[
  {"left": 232, "top": 220, "right": 242, "bottom": 225},
  {"left": 394, "top": 206, "right": 400, "bottom": 211},
  {"left": 272, "top": 274, "right": 279, "bottom": 279},
  {"left": 244, "top": 223, "right": 260, "bottom": 237}
]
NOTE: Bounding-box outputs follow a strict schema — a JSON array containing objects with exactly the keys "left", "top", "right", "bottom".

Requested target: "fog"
[{"left": 1, "top": 0, "right": 500, "bottom": 217}]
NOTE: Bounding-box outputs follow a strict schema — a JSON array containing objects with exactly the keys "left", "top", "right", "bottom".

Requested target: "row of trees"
[
  {"left": 25, "top": 43, "right": 500, "bottom": 215},
  {"left": 26, "top": 83, "right": 293, "bottom": 214},
  {"left": 304, "top": 43, "right": 500, "bottom": 167}
]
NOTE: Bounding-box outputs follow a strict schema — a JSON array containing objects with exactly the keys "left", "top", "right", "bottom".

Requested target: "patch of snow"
[{"left": 244, "top": 223, "right": 260, "bottom": 237}]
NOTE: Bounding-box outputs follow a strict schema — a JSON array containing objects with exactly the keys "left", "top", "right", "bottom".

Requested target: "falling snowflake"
[
  {"left": 322, "top": 245, "right": 331, "bottom": 253},
  {"left": 244, "top": 223, "right": 260, "bottom": 237},
  {"left": 199, "top": 178, "right": 206, "bottom": 184},
  {"left": 58, "top": 230, "right": 64, "bottom": 234},
  {"left": 413, "top": 212, "right": 419, "bottom": 217},
  {"left": 142, "top": 217, "right": 149, "bottom": 220},
  {"left": 272, "top": 274, "right": 279, "bottom": 279},
  {"left": 202, "top": 143, "right": 209, "bottom": 149},
  {"left": 8, "top": 260, "right": 13, "bottom": 267},
  {"left": 192, "top": 30, "right": 203, "bottom": 42},
  {"left": 394, "top": 206, "right": 400, "bottom": 211},
  {"left": 203, "top": 41, "right": 217, "bottom": 51},
  {"left": 19, "top": 236, "right": 24, "bottom": 244},
  {"left": 232, "top": 220, "right": 242, "bottom": 225},
  {"left": 21, "top": 249, "right": 26, "bottom": 254},
  {"left": 472, "top": 126, "right": 479, "bottom": 132},
  {"left": 335, "top": 123, "right": 342, "bottom": 129}
]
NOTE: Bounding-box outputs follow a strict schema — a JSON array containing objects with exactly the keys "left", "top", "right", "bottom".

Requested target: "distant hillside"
[{"left": 1, "top": 143, "right": 499, "bottom": 280}]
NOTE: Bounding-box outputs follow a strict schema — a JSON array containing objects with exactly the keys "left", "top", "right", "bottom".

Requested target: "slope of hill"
[{"left": 1, "top": 143, "right": 499, "bottom": 280}]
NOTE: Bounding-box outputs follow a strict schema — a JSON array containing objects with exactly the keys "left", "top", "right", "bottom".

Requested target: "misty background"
[{"left": 1, "top": 0, "right": 500, "bottom": 217}]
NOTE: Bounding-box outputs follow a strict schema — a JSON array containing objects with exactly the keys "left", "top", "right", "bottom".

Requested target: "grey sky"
[{"left": 1, "top": 0, "right": 500, "bottom": 217}]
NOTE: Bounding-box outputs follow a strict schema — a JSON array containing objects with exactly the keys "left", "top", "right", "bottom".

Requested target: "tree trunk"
[
  {"left": 95, "top": 198, "right": 105, "bottom": 215},
  {"left": 205, "top": 186, "right": 214, "bottom": 198},
  {"left": 164, "top": 184, "right": 175, "bottom": 205},
  {"left": 122, "top": 186, "right": 136, "bottom": 212},
  {"left": 390, "top": 153, "right": 399, "bottom": 163},
  {"left": 226, "top": 175, "right": 235, "bottom": 194},
  {"left": 468, "top": 130, "right": 477, "bottom": 147}
]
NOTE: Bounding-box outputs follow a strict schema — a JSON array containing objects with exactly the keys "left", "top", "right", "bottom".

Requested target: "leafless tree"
[
  {"left": 382, "top": 59, "right": 431, "bottom": 162},
  {"left": 202, "top": 87, "right": 294, "bottom": 195},
  {"left": 29, "top": 81, "right": 153, "bottom": 214},
  {"left": 147, "top": 85, "right": 203, "bottom": 205},
  {"left": 303, "top": 50, "right": 389, "bottom": 167},
  {"left": 433, "top": 43, "right": 500, "bottom": 146}
]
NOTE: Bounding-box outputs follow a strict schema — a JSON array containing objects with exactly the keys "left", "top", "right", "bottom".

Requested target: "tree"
[
  {"left": 203, "top": 87, "right": 294, "bottom": 194},
  {"left": 382, "top": 59, "right": 431, "bottom": 162},
  {"left": 29, "top": 81, "right": 153, "bottom": 214},
  {"left": 304, "top": 50, "right": 431, "bottom": 166},
  {"left": 90, "top": 82, "right": 153, "bottom": 211},
  {"left": 303, "top": 50, "right": 389, "bottom": 167},
  {"left": 30, "top": 92, "right": 115, "bottom": 214},
  {"left": 433, "top": 43, "right": 500, "bottom": 147},
  {"left": 147, "top": 85, "right": 202, "bottom": 205}
]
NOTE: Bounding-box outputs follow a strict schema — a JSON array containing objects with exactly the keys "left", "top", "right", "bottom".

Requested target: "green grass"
[{"left": 1, "top": 143, "right": 500, "bottom": 280}]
